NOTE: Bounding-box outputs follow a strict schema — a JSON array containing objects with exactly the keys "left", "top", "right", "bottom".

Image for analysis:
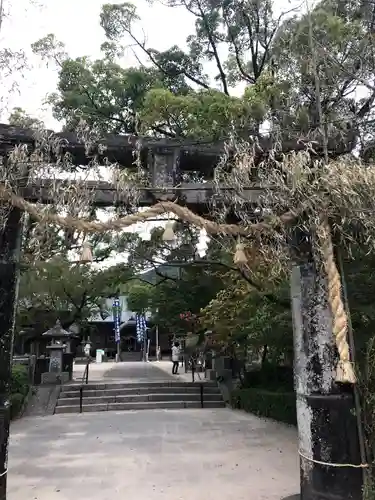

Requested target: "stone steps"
[
  {"left": 62, "top": 381, "right": 216, "bottom": 391},
  {"left": 55, "top": 382, "right": 224, "bottom": 414},
  {"left": 60, "top": 386, "right": 220, "bottom": 398},
  {"left": 58, "top": 393, "right": 223, "bottom": 405},
  {"left": 55, "top": 400, "right": 225, "bottom": 414}
]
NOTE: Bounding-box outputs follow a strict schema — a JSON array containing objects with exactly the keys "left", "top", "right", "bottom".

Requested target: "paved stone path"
[
  {"left": 103, "top": 361, "right": 175, "bottom": 382},
  {"left": 10, "top": 361, "right": 299, "bottom": 499},
  {"left": 8, "top": 408, "right": 299, "bottom": 500},
  {"left": 154, "top": 360, "right": 207, "bottom": 383},
  {"left": 73, "top": 360, "right": 175, "bottom": 383}
]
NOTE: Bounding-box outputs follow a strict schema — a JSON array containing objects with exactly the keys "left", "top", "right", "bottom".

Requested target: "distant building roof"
[{"left": 139, "top": 264, "right": 181, "bottom": 285}]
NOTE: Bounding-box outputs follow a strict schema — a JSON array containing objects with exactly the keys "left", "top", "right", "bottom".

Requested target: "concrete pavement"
[
  {"left": 8, "top": 408, "right": 299, "bottom": 500},
  {"left": 153, "top": 360, "right": 208, "bottom": 383},
  {"left": 72, "top": 360, "right": 205, "bottom": 384},
  {"left": 10, "top": 361, "right": 299, "bottom": 499},
  {"left": 73, "top": 360, "right": 176, "bottom": 383}
]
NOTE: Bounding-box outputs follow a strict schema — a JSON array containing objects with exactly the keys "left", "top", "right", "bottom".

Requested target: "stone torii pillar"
[
  {"left": 290, "top": 230, "right": 363, "bottom": 500},
  {"left": 0, "top": 204, "right": 24, "bottom": 500}
]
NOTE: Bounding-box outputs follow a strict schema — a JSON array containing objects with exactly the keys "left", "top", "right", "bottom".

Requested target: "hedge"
[
  {"left": 10, "top": 365, "right": 30, "bottom": 420},
  {"left": 243, "top": 365, "right": 294, "bottom": 392},
  {"left": 231, "top": 388, "right": 297, "bottom": 426}
]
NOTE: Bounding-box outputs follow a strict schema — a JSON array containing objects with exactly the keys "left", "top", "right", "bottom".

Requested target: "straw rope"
[
  {"left": 318, "top": 220, "right": 356, "bottom": 384},
  {"left": 0, "top": 184, "right": 297, "bottom": 237}
]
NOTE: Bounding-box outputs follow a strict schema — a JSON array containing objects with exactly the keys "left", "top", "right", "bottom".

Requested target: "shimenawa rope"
[
  {"left": 299, "top": 451, "right": 367, "bottom": 468},
  {"left": 0, "top": 185, "right": 296, "bottom": 237},
  {"left": 318, "top": 220, "right": 356, "bottom": 384}
]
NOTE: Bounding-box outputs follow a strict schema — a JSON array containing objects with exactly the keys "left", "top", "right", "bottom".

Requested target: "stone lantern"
[{"left": 41, "top": 320, "right": 72, "bottom": 384}]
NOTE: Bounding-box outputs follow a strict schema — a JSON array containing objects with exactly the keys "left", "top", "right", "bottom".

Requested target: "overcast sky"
[
  {"left": 0, "top": 0, "right": 197, "bottom": 128},
  {"left": 0, "top": 0, "right": 303, "bottom": 130}
]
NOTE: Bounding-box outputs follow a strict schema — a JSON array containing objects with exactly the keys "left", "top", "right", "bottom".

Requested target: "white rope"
[
  {"left": 0, "top": 469, "right": 7, "bottom": 477},
  {"left": 299, "top": 451, "right": 368, "bottom": 468}
]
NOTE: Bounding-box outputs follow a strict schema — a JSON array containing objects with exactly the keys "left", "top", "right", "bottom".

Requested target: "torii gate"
[{"left": 0, "top": 123, "right": 363, "bottom": 500}]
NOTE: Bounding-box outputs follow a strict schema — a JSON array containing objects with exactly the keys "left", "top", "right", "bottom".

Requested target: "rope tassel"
[
  {"left": 80, "top": 241, "right": 93, "bottom": 263},
  {"left": 318, "top": 221, "right": 356, "bottom": 384},
  {"left": 233, "top": 241, "right": 247, "bottom": 265},
  {"left": 162, "top": 221, "right": 176, "bottom": 242}
]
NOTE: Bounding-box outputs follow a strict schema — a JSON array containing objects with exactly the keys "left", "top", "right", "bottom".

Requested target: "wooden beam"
[
  {"left": 0, "top": 124, "right": 223, "bottom": 172},
  {"left": 0, "top": 123, "right": 357, "bottom": 171},
  {"left": 21, "top": 179, "right": 264, "bottom": 209}
]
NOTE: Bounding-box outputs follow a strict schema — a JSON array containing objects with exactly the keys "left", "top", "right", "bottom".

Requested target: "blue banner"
[
  {"left": 113, "top": 298, "right": 121, "bottom": 344},
  {"left": 136, "top": 313, "right": 147, "bottom": 343}
]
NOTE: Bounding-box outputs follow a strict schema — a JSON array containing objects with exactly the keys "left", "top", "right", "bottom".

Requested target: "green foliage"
[
  {"left": 10, "top": 393, "right": 25, "bottom": 420},
  {"left": 140, "top": 88, "right": 252, "bottom": 139},
  {"left": 231, "top": 388, "right": 297, "bottom": 426},
  {"left": 18, "top": 258, "right": 132, "bottom": 330},
  {"left": 150, "top": 268, "right": 223, "bottom": 333},
  {"left": 50, "top": 58, "right": 160, "bottom": 133},
  {"left": 31, "top": 33, "right": 66, "bottom": 62},
  {"left": 10, "top": 365, "right": 30, "bottom": 420},
  {"left": 201, "top": 273, "right": 292, "bottom": 363},
  {"left": 125, "top": 264, "right": 224, "bottom": 333},
  {"left": 342, "top": 252, "right": 375, "bottom": 359},
  {"left": 342, "top": 250, "right": 375, "bottom": 496},
  {"left": 11, "top": 365, "right": 29, "bottom": 397},
  {"left": 8, "top": 107, "right": 44, "bottom": 129},
  {"left": 121, "top": 226, "right": 226, "bottom": 332},
  {"left": 126, "top": 281, "right": 153, "bottom": 312},
  {"left": 242, "top": 365, "right": 294, "bottom": 392},
  {"left": 31, "top": 0, "right": 375, "bottom": 148}
]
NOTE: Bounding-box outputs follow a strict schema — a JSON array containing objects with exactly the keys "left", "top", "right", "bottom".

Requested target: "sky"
[
  {"left": 0, "top": 0, "right": 196, "bottom": 128},
  {"left": 0, "top": 0, "right": 302, "bottom": 128}
]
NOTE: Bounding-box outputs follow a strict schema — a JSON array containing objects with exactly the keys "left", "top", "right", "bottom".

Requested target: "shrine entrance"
[{"left": 0, "top": 122, "right": 365, "bottom": 500}]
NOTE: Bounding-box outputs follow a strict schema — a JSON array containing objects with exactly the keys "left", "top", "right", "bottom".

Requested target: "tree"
[
  {"left": 200, "top": 272, "right": 292, "bottom": 366},
  {"left": 148, "top": 263, "right": 224, "bottom": 333},
  {"left": 17, "top": 258, "right": 133, "bottom": 332},
  {"left": 27, "top": 0, "right": 375, "bottom": 161},
  {"left": 121, "top": 219, "right": 290, "bottom": 344},
  {"left": 124, "top": 248, "right": 226, "bottom": 334},
  {"left": 8, "top": 107, "right": 44, "bottom": 129},
  {"left": 26, "top": 0, "right": 375, "bottom": 362},
  {"left": 29, "top": 0, "right": 373, "bottom": 357},
  {"left": 125, "top": 281, "right": 153, "bottom": 313},
  {"left": 31, "top": 33, "right": 189, "bottom": 136}
]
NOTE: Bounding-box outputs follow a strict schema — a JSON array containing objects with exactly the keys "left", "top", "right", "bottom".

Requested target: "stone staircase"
[{"left": 55, "top": 381, "right": 225, "bottom": 414}]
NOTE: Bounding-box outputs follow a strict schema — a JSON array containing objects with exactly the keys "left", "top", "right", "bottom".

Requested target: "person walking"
[{"left": 171, "top": 341, "right": 180, "bottom": 375}]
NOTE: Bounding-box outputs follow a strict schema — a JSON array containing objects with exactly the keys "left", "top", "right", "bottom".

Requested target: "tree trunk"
[{"left": 0, "top": 206, "right": 24, "bottom": 500}]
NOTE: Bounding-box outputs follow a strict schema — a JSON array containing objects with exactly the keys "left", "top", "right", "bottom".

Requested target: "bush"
[
  {"left": 10, "top": 393, "right": 25, "bottom": 420},
  {"left": 231, "top": 388, "right": 297, "bottom": 425},
  {"left": 11, "top": 365, "right": 29, "bottom": 396},
  {"left": 10, "top": 365, "right": 30, "bottom": 419},
  {"left": 243, "top": 365, "right": 294, "bottom": 392}
]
